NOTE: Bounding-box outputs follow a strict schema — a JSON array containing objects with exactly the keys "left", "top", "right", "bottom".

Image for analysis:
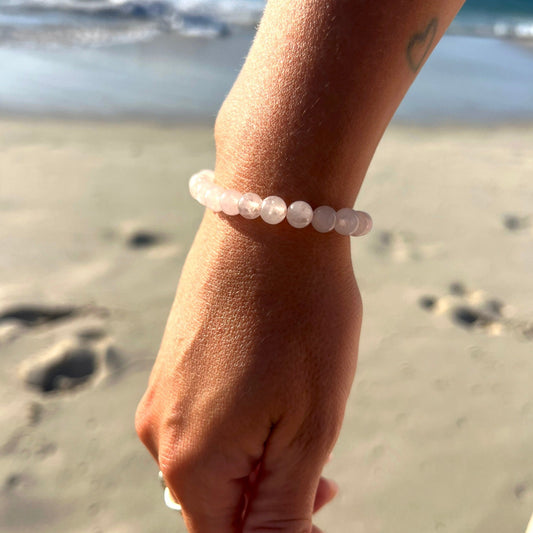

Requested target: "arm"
[
  {"left": 214, "top": 0, "right": 462, "bottom": 206},
  {"left": 136, "top": 2, "right": 465, "bottom": 533}
]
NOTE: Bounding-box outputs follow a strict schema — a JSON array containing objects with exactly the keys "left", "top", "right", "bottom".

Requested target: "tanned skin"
[{"left": 136, "top": 2, "right": 466, "bottom": 532}]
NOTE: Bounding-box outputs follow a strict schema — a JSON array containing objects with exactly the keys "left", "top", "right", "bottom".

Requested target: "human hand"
[{"left": 136, "top": 210, "right": 362, "bottom": 533}]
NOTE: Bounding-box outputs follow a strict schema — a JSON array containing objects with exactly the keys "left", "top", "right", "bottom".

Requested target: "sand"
[{"left": 0, "top": 119, "right": 532, "bottom": 533}]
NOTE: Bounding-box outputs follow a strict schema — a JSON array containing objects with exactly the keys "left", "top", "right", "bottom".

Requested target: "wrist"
[
  {"left": 214, "top": 106, "right": 364, "bottom": 209},
  {"left": 190, "top": 167, "right": 372, "bottom": 249},
  {"left": 197, "top": 208, "right": 353, "bottom": 270}
]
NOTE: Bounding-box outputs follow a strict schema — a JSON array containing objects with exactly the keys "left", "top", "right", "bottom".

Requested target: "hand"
[{"left": 135, "top": 210, "right": 362, "bottom": 533}]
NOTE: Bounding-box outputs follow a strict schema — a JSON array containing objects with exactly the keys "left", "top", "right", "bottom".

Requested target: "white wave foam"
[
  {"left": 451, "top": 17, "right": 533, "bottom": 41},
  {"left": 2, "top": 0, "right": 533, "bottom": 47},
  {"left": 174, "top": 0, "right": 264, "bottom": 25}
]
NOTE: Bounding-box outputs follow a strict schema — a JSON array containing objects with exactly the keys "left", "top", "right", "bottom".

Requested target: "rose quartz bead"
[
  {"left": 238, "top": 192, "right": 262, "bottom": 219},
  {"left": 220, "top": 189, "right": 242, "bottom": 216},
  {"left": 189, "top": 170, "right": 214, "bottom": 205},
  {"left": 335, "top": 208, "right": 359, "bottom": 236},
  {"left": 204, "top": 184, "right": 224, "bottom": 212},
  {"left": 311, "top": 206, "right": 336, "bottom": 233},
  {"left": 196, "top": 182, "right": 212, "bottom": 206},
  {"left": 188, "top": 169, "right": 213, "bottom": 195},
  {"left": 189, "top": 174, "right": 204, "bottom": 199},
  {"left": 286, "top": 201, "right": 313, "bottom": 229},
  {"left": 351, "top": 211, "right": 373, "bottom": 236},
  {"left": 261, "top": 196, "right": 287, "bottom": 225}
]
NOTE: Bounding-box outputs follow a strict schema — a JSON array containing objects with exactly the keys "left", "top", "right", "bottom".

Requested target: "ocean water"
[
  {"left": 1, "top": 0, "right": 533, "bottom": 45},
  {"left": 0, "top": 0, "right": 532, "bottom": 123}
]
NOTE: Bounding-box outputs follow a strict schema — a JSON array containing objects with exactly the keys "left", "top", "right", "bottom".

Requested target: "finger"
[
  {"left": 313, "top": 476, "right": 339, "bottom": 513},
  {"left": 242, "top": 428, "right": 330, "bottom": 532},
  {"left": 160, "top": 445, "right": 254, "bottom": 533},
  {"left": 180, "top": 483, "right": 246, "bottom": 533},
  {"left": 166, "top": 471, "right": 247, "bottom": 533}
]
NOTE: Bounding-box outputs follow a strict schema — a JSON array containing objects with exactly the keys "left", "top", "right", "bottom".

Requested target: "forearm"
[
  {"left": 140, "top": 5, "right": 472, "bottom": 529},
  {"left": 215, "top": 0, "right": 465, "bottom": 208}
]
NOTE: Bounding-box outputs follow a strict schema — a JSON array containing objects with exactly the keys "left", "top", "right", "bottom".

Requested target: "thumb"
[
  {"left": 242, "top": 433, "right": 329, "bottom": 533},
  {"left": 314, "top": 476, "right": 339, "bottom": 513}
]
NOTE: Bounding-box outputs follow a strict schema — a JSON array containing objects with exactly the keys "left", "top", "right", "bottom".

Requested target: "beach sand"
[{"left": 0, "top": 119, "right": 532, "bottom": 533}]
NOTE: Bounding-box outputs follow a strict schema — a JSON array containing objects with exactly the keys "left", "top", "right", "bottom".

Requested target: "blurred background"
[
  {"left": 0, "top": 0, "right": 532, "bottom": 123},
  {"left": 0, "top": 1, "right": 532, "bottom": 533}
]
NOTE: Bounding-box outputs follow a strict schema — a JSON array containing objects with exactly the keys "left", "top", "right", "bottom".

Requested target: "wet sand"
[{"left": 0, "top": 119, "right": 532, "bottom": 533}]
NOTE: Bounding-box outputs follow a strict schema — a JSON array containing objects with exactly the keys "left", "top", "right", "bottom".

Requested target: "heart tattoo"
[{"left": 407, "top": 17, "right": 438, "bottom": 73}]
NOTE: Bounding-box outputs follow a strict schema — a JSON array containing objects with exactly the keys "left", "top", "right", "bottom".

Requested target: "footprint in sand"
[
  {"left": 3, "top": 473, "right": 29, "bottom": 493},
  {"left": 126, "top": 229, "right": 162, "bottom": 249},
  {"left": 0, "top": 303, "right": 109, "bottom": 345},
  {"left": 107, "top": 221, "right": 182, "bottom": 258},
  {"left": 372, "top": 230, "right": 443, "bottom": 262},
  {"left": 76, "top": 326, "right": 108, "bottom": 342},
  {"left": 419, "top": 282, "right": 533, "bottom": 341},
  {"left": 0, "top": 304, "right": 78, "bottom": 343},
  {"left": 514, "top": 481, "right": 532, "bottom": 502},
  {"left": 502, "top": 214, "right": 531, "bottom": 232},
  {"left": 111, "top": 221, "right": 163, "bottom": 250},
  {"left": 18, "top": 336, "right": 121, "bottom": 395},
  {"left": 0, "top": 305, "right": 77, "bottom": 328}
]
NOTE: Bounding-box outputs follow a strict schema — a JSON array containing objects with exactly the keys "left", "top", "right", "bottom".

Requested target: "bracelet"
[{"left": 189, "top": 169, "right": 373, "bottom": 237}]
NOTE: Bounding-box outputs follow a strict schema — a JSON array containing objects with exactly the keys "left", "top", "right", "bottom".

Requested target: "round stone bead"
[
  {"left": 189, "top": 174, "right": 204, "bottom": 199},
  {"left": 286, "top": 201, "right": 313, "bottom": 229},
  {"left": 189, "top": 169, "right": 213, "bottom": 193},
  {"left": 261, "top": 196, "right": 287, "bottom": 225},
  {"left": 311, "top": 206, "right": 336, "bottom": 233},
  {"left": 220, "top": 189, "right": 242, "bottom": 216},
  {"left": 189, "top": 170, "right": 214, "bottom": 204},
  {"left": 335, "top": 208, "right": 359, "bottom": 236},
  {"left": 238, "top": 192, "right": 263, "bottom": 219},
  {"left": 204, "top": 184, "right": 224, "bottom": 212},
  {"left": 351, "top": 211, "right": 373, "bottom": 236},
  {"left": 196, "top": 182, "right": 213, "bottom": 206}
]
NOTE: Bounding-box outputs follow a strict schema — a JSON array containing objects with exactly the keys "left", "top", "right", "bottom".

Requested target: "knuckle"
[
  {"left": 158, "top": 439, "right": 199, "bottom": 488},
  {"left": 158, "top": 446, "right": 210, "bottom": 510},
  {"left": 157, "top": 458, "right": 179, "bottom": 484},
  {"left": 134, "top": 395, "right": 155, "bottom": 446},
  {"left": 296, "top": 410, "right": 342, "bottom": 457}
]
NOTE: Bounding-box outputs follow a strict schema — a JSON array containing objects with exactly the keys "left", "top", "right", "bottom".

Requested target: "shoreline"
[
  {"left": 0, "top": 33, "right": 532, "bottom": 126},
  {"left": 1, "top": 113, "right": 533, "bottom": 132}
]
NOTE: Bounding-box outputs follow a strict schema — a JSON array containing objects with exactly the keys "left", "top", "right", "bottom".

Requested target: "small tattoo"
[{"left": 406, "top": 17, "right": 438, "bottom": 73}]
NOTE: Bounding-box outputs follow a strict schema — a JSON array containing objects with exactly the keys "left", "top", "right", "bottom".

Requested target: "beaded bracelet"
[{"left": 189, "top": 169, "right": 373, "bottom": 237}]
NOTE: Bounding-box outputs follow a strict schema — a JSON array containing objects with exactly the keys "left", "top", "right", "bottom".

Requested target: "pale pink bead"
[
  {"left": 312, "top": 206, "right": 336, "bottom": 233},
  {"left": 351, "top": 211, "right": 373, "bottom": 236},
  {"left": 335, "top": 208, "right": 359, "bottom": 236},
  {"left": 204, "top": 184, "right": 224, "bottom": 212},
  {"left": 220, "top": 189, "right": 242, "bottom": 216},
  {"left": 188, "top": 174, "right": 204, "bottom": 199},
  {"left": 238, "top": 192, "right": 262, "bottom": 219},
  {"left": 196, "top": 182, "right": 212, "bottom": 206},
  {"left": 286, "top": 201, "right": 313, "bottom": 229},
  {"left": 189, "top": 170, "right": 214, "bottom": 204},
  {"left": 261, "top": 196, "right": 287, "bottom": 225}
]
